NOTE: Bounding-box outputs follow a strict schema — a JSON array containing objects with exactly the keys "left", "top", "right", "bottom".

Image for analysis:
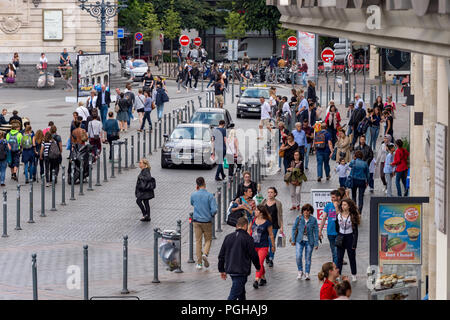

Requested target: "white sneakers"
[
  {"left": 304, "top": 273, "right": 310, "bottom": 280},
  {"left": 297, "top": 271, "right": 303, "bottom": 280},
  {"left": 351, "top": 275, "right": 357, "bottom": 282},
  {"left": 196, "top": 264, "right": 203, "bottom": 270}
]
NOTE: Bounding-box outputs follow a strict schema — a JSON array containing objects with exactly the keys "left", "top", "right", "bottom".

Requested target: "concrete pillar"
[
  {"left": 436, "top": 57, "right": 450, "bottom": 300},
  {"left": 369, "top": 45, "right": 380, "bottom": 80}
]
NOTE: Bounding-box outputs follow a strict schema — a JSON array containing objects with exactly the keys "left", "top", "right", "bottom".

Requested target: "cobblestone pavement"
[{"left": 0, "top": 80, "right": 409, "bottom": 300}]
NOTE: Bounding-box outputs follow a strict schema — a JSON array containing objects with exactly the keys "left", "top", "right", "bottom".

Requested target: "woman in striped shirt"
[{"left": 40, "top": 131, "right": 58, "bottom": 187}]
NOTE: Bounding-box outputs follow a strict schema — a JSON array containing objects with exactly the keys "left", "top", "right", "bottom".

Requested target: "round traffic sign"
[
  {"left": 347, "top": 53, "right": 354, "bottom": 68},
  {"left": 287, "top": 36, "right": 298, "bottom": 48},
  {"left": 179, "top": 35, "right": 190, "bottom": 47},
  {"left": 135, "top": 32, "right": 143, "bottom": 41},
  {"left": 321, "top": 47, "right": 335, "bottom": 63},
  {"left": 193, "top": 37, "right": 202, "bottom": 47}
]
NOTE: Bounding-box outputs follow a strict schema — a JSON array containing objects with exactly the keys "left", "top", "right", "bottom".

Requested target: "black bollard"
[
  {"left": 148, "top": 128, "right": 152, "bottom": 155},
  {"left": 174, "top": 220, "right": 183, "bottom": 273},
  {"left": 154, "top": 122, "right": 158, "bottom": 152},
  {"left": 95, "top": 156, "right": 101, "bottom": 187},
  {"left": 118, "top": 142, "right": 122, "bottom": 174},
  {"left": 79, "top": 160, "right": 85, "bottom": 195},
  {"left": 188, "top": 213, "right": 195, "bottom": 263},
  {"left": 216, "top": 187, "right": 222, "bottom": 233},
  {"left": 28, "top": 183, "right": 34, "bottom": 223},
  {"left": 168, "top": 113, "right": 172, "bottom": 133},
  {"left": 103, "top": 147, "right": 108, "bottom": 182},
  {"left": 152, "top": 228, "right": 160, "bottom": 283},
  {"left": 32, "top": 254, "right": 38, "bottom": 300},
  {"left": 124, "top": 138, "right": 129, "bottom": 170},
  {"left": 61, "top": 166, "right": 67, "bottom": 205},
  {"left": 163, "top": 114, "right": 167, "bottom": 134},
  {"left": 211, "top": 204, "right": 216, "bottom": 240},
  {"left": 83, "top": 245, "right": 89, "bottom": 300},
  {"left": 40, "top": 175, "right": 46, "bottom": 217},
  {"left": 236, "top": 168, "right": 241, "bottom": 186},
  {"left": 111, "top": 143, "right": 116, "bottom": 178},
  {"left": 2, "top": 190, "right": 7, "bottom": 237},
  {"left": 172, "top": 111, "right": 176, "bottom": 131},
  {"left": 121, "top": 235, "right": 130, "bottom": 294},
  {"left": 143, "top": 129, "right": 147, "bottom": 157},
  {"left": 15, "top": 184, "right": 22, "bottom": 230},
  {"left": 222, "top": 180, "right": 227, "bottom": 224},
  {"left": 198, "top": 96, "right": 202, "bottom": 108},
  {"left": 70, "top": 164, "right": 76, "bottom": 201},
  {"left": 137, "top": 131, "right": 141, "bottom": 163},
  {"left": 130, "top": 136, "right": 136, "bottom": 169},
  {"left": 87, "top": 154, "right": 93, "bottom": 191},
  {"left": 158, "top": 121, "right": 162, "bottom": 148}
]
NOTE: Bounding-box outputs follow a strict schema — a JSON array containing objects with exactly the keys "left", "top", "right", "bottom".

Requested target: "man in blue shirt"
[
  {"left": 292, "top": 122, "right": 307, "bottom": 158},
  {"left": 296, "top": 92, "right": 308, "bottom": 123},
  {"left": 319, "top": 190, "right": 341, "bottom": 265},
  {"left": 314, "top": 123, "right": 334, "bottom": 182},
  {"left": 190, "top": 177, "right": 218, "bottom": 270}
]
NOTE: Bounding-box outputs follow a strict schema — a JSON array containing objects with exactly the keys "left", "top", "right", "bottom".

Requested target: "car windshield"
[
  {"left": 191, "top": 112, "right": 225, "bottom": 126},
  {"left": 242, "top": 88, "right": 269, "bottom": 99},
  {"left": 170, "top": 127, "right": 211, "bottom": 141},
  {"left": 133, "top": 61, "right": 147, "bottom": 68}
]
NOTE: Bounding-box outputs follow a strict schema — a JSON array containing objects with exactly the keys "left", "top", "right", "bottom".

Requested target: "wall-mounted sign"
[
  {"left": 435, "top": 123, "right": 447, "bottom": 234},
  {"left": 43, "top": 9, "right": 63, "bottom": 41}
]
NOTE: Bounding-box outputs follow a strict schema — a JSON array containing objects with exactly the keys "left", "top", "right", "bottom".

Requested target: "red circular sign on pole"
[
  {"left": 193, "top": 37, "right": 202, "bottom": 47},
  {"left": 179, "top": 35, "right": 190, "bottom": 47},
  {"left": 321, "top": 47, "right": 335, "bottom": 63},
  {"left": 135, "top": 32, "right": 143, "bottom": 41},
  {"left": 347, "top": 53, "right": 354, "bottom": 69},
  {"left": 287, "top": 36, "right": 298, "bottom": 48}
]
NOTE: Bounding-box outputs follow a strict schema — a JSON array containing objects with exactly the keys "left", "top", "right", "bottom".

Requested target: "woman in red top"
[
  {"left": 318, "top": 262, "right": 341, "bottom": 300},
  {"left": 391, "top": 139, "right": 409, "bottom": 197},
  {"left": 325, "top": 105, "right": 341, "bottom": 147}
]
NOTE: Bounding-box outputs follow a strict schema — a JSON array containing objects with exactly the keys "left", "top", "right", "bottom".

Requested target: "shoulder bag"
[
  {"left": 345, "top": 166, "right": 354, "bottom": 189},
  {"left": 335, "top": 215, "right": 350, "bottom": 248}
]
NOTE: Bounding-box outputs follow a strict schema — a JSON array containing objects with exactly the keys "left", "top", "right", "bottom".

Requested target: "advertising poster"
[
  {"left": 378, "top": 204, "right": 422, "bottom": 265},
  {"left": 297, "top": 31, "right": 316, "bottom": 79},
  {"left": 311, "top": 189, "right": 333, "bottom": 230},
  {"left": 77, "top": 54, "right": 110, "bottom": 98}
]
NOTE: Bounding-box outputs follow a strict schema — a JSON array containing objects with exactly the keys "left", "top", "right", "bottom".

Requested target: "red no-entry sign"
[
  {"left": 287, "top": 36, "right": 298, "bottom": 48},
  {"left": 321, "top": 47, "right": 335, "bottom": 63},
  {"left": 193, "top": 37, "right": 202, "bottom": 47},
  {"left": 179, "top": 35, "right": 190, "bottom": 47}
]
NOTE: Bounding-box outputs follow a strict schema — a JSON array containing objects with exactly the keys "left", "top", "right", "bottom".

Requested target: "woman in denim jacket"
[
  {"left": 349, "top": 150, "right": 370, "bottom": 213},
  {"left": 291, "top": 204, "right": 319, "bottom": 281}
]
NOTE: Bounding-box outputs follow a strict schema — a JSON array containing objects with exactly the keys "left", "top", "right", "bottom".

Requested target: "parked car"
[
  {"left": 123, "top": 59, "right": 148, "bottom": 81},
  {"left": 236, "top": 86, "right": 270, "bottom": 118},
  {"left": 161, "top": 123, "right": 215, "bottom": 169},
  {"left": 190, "top": 108, "right": 234, "bottom": 129}
]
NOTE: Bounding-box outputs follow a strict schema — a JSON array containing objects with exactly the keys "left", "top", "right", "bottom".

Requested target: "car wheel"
[
  {"left": 237, "top": 112, "right": 241, "bottom": 118},
  {"left": 161, "top": 156, "right": 169, "bottom": 169}
]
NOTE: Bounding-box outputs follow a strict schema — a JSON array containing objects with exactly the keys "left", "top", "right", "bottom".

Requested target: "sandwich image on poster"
[{"left": 378, "top": 204, "right": 421, "bottom": 265}]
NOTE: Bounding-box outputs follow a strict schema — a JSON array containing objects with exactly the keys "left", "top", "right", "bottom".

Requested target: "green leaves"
[
  {"left": 225, "top": 11, "right": 247, "bottom": 40},
  {"left": 275, "top": 26, "right": 296, "bottom": 42},
  {"left": 138, "top": 2, "right": 161, "bottom": 41},
  {"left": 162, "top": 2, "right": 181, "bottom": 40}
]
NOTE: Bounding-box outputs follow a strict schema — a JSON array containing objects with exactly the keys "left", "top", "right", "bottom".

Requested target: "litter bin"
[{"left": 158, "top": 230, "right": 181, "bottom": 272}]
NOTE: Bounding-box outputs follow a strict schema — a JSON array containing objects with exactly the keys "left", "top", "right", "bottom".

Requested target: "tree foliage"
[
  {"left": 233, "top": 0, "right": 281, "bottom": 33},
  {"left": 225, "top": 11, "right": 247, "bottom": 39},
  {"left": 118, "top": 0, "right": 145, "bottom": 34},
  {"left": 162, "top": 2, "right": 181, "bottom": 41},
  {"left": 276, "top": 26, "right": 296, "bottom": 42},
  {"left": 139, "top": 2, "right": 161, "bottom": 41}
]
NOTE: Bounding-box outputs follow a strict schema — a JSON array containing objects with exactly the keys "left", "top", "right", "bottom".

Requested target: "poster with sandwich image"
[{"left": 378, "top": 204, "right": 422, "bottom": 265}]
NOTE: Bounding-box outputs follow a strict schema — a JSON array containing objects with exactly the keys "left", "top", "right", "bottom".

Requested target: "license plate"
[
  {"left": 248, "top": 108, "right": 259, "bottom": 112},
  {"left": 178, "top": 154, "right": 192, "bottom": 160}
]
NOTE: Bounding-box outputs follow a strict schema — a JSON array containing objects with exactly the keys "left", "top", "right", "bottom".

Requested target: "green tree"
[
  {"left": 162, "top": 1, "right": 182, "bottom": 62},
  {"left": 138, "top": 2, "right": 160, "bottom": 61},
  {"left": 224, "top": 11, "right": 247, "bottom": 40},
  {"left": 118, "top": 0, "right": 144, "bottom": 34},
  {"left": 276, "top": 26, "right": 296, "bottom": 42}
]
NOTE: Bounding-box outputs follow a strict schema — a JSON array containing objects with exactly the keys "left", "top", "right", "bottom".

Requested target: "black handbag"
[
  {"left": 339, "top": 151, "right": 347, "bottom": 159},
  {"left": 331, "top": 148, "right": 337, "bottom": 161}
]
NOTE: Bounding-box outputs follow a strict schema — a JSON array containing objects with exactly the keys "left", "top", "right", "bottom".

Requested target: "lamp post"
[{"left": 78, "top": 0, "right": 128, "bottom": 55}]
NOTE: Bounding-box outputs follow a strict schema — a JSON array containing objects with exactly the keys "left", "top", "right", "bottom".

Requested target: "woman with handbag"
[
  {"left": 335, "top": 199, "right": 360, "bottom": 282},
  {"left": 335, "top": 129, "right": 351, "bottom": 164},
  {"left": 247, "top": 205, "right": 275, "bottom": 289},
  {"left": 291, "top": 204, "right": 319, "bottom": 280},
  {"left": 286, "top": 150, "right": 305, "bottom": 211},
  {"left": 225, "top": 129, "right": 242, "bottom": 177},
  {"left": 135, "top": 158, "right": 155, "bottom": 222},
  {"left": 116, "top": 93, "right": 130, "bottom": 132},
  {"left": 261, "top": 187, "right": 283, "bottom": 268},
  {"left": 102, "top": 111, "right": 120, "bottom": 160},
  {"left": 279, "top": 133, "right": 298, "bottom": 174},
  {"left": 348, "top": 151, "right": 370, "bottom": 213}
]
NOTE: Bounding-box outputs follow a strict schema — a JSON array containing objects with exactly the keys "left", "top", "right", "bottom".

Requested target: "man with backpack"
[
  {"left": 314, "top": 122, "right": 334, "bottom": 182},
  {"left": 21, "top": 125, "right": 35, "bottom": 184},
  {"left": 6, "top": 122, "right": 22, "bottom": 181},
  {"left": 349, "top": 101, "right": 366, "bottom": 149}
]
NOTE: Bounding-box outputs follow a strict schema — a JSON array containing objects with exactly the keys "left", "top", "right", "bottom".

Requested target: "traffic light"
[{"left": 334, "top": 38, "right": 352, "bottom": 62}]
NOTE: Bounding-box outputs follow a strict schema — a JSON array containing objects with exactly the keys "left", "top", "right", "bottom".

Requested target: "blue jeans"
[
  {"left": 351, "top": 178, "right": 367, "bottom": 211},
  {"left": 304, "top": 143, "right": 311, "bottom": 169},
  {"left": 100, "top": 104, "right": 108, "bottom": 123},
  {"left": 127, "top": 106, "right": 134, "bottom": 126},
  {"left": 301, "top": 72, "right": 307, "bottom": 87},
  {"left": 268, "top": 229, "right": 278, "bottom": 260},
  {"left": 283, "top": 157, "right": 290, "bottom": 174},
  {"left": 339, "top": 177, "right": 347, "bottom": 188},
  {"left": 296, "top": 241, "right": 313, "bottom": 273},
  {"left": 327, "top": 234, "right": 338, "bottom": 265},
  {"left": 367, "top": 126, "right": 379, "bottom": 151},
  {"left": 0, "top": 160, "right": 7, "bottom": 184},
  {"left": 157, "top": 103, "right": 164, "bottom": 120},
  {"left": 369, "top": 173, "right": 374, "bottom": 189},
  {"left": 316, "top": 152, "right": 331, "bottom": 179},
  {"left": 140, "top": 111, "right": 152, "bottom": 130},
  {"left": 207, "top": 78, "right": 214, "bottom": 88},
  {"left": 24, "top": 159, "right": 34, "bottom": 181},
  {"left": 228, "top": 275, "right": 247, "bottom": 300},
  {"left": 396, "top": 169, "right": 408, "bottom": 196}
]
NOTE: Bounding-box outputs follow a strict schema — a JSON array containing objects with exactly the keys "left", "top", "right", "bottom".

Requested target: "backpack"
[
  {"left": 314, "top": 130, "right": 327, "bottom": 149},
  {"left": 0, "top": 141, "right": 7, "bottom": 161},
  {"left": 22, "top": 134, "right": 33, "bottom": 149},
  {"left": 161, "top": 91, "right": 169, "bottom": 103},
  {"left": 48, "top": 140, "right": 61, "bottom": 160},
  {"left": 226, "top": 202, "right": 245, "bottom": 227},
  {"left": 8, "top": 132, "right": 19, "bottom": 152},
  {"left": 357, "top": 117, "right": 370, "bottom": 134}
]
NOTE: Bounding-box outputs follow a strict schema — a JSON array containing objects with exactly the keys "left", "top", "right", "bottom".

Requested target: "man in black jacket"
[
  {"left": 218, "top": 217, "right": 261, "bottom": 300},
  {"left": 354, "top": 135, "right": 373, "bottom": 166},
  {"left": 349, "top": 101, "right": 366, "bottom": 148},
  {"left": 96, "top": 85, "right": 111, "bottom": 123}
]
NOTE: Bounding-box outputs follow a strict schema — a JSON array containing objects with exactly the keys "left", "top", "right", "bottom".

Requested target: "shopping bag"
[
  {"left": 223, "top": 157, "right": 229, "bottom": 169},
  {"left": 277, "top": 232, "right": 286, "bottom": 248}
]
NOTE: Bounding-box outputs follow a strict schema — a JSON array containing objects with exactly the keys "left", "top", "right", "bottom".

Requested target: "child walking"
[{"left": 335, "top": 159, "right": 350, "bottom": 188}]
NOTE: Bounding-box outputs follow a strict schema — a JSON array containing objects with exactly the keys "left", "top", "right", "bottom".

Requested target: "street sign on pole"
[
  {"left": 324, "top": 62, "right": 333, "bottom": 72},
  {"left": 321, "top": 47, "right": 335, "bottom": 63},
  {"left": 117, "top": 28, "right": 124, "bottom": 39},
  {"left": 159, "top": 33, "right": 164, "bottom": 43},
  {"left": 287, "top": 36, "right": 298, "bottom": 48},
  {"left": 135, "top": 32, "right": 143, "bottom": 42},
  {"left": 228, "top": 40, "right": 238, "bottom": 61},
  {"left": 106, "top": 31, "right": 114, "bottom": 36},
  {"left": 347, "top": 53, "right": 354, "bottom": 73},
  {"left": 179, "top": 35, "right": 190, "bottom": 47},
  {"left": 194, "top": 37, "right": 202, "bottom": 47},
  {"left": 136, "top": 40, "right": 143, "bottom": 45}
]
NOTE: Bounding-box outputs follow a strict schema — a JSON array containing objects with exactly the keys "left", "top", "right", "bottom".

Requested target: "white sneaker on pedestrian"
[
  {"left": 351, "top": 275, "right": 357, "bottom": 282},
  {"left": 304, "top": 273, "right": 310, "bottom": 280},
  {"left": 297, "top": 271, "right": 303, "bottom": 280},
  {"left": 194, "top": 88, "right": 199, "bottom": 91},
  {"left": 202, "top": 254, "right": 210, "bottom": 268},
  {"left": 196, "top": 264, "right": 203, "bottom": 270}
]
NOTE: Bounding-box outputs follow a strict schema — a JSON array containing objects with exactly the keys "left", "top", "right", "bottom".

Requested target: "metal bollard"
[
  {"left": 231, "top": 174, "right": 236, "bottom": 201},
  {"left": 2, "top": 190, "right": 7, "bottom": 237},
  {"left": 211, "top": 204, "right": 216, "bottom": 240},
  {"left": 61, "top": 166, "right": 67, "bottom": 204},
  {"left": 83, "top": 245, "right": 89, "bottom": 300},
  {"left": 118, "top": 142, "right": 122, "bottom": 174},
  {"left": 154, "top": 122, "right": 158, "bottom": 151},
  {"left": 32, "top": 254, "right": 38, "bottom": 300},
  {"left": 159, "top": 121, "right": 162, "bottom": 148},
  {"left": 103, "top": 147, "right": 108, "bottom": 182},
  {"left": 28, "top": 183, "right": 34, "bottom": 223},
  {"left": 143, "top": 129, "right": 147, "bottom": 157},
  {"left": 152, "top": 228, "right": 161, "bottom": 283},
  {"left": 188, "top": 213, "right": 195, "bottom": 263},
  {"left": 70, "top": 164, "right": 76, "bottom": 200},
  {"left": 15, "top": 184, "right": 22, "bottom": 230},
  {"left": 227, "top": 177, "right": 232, "bottom": 213},
  {"left": 222, "top": 180, "right": 227, "bottom": 223},
  {"left": 130, "top": 136, "right": 136, "bottom": 169},
  {"left": 236, "top": 168, "right": 241, "bottom": 186},
  {"left": 111, "top": 143, "right": 116, "bottom": 178},
  {"left": 163, "top": 114, "right": 167, "bottom": 134},
  {"left": 40, "top": 175, "right": 46, "bottom": 217},
  {"left": 87, "top": 155, "right": 93, "bottom": 191},
  {"left": 50, "top": 170, "right": 57, "bottom": 210},
  {"left": 124, "top": 138, "right": 129, "bottom": 170},
  {"left": 95, "top": 156, "right": 101, "bottom": 187},
  {"left": 168, "top": 113, "right": 172, "bottom": 134},
  {"left": 121, "top": 235, "right": 130, "bottom": 294},
  {"left": 174, "top": 220, "right": 183, "bottom": 273},
  {"left": 216, "top": 187, "right": 222, "bottom": 233},
  {"left": 198, "top": 96, "right": 202, "bottom": 108},
  {"left": 148, "top": 127, "right": 152, "bottom": 155},
  {"left": 137, "top": 131, "right": 141, "bottom": 163},
  {"left": 79, "top": 160, "right": 85, "bottom": 195},
  {"left": 172, "top": 112, "right": 176, "bottom": 132},
  {"left": 187, "top": 105, "right": 191, "bottom": 122}
]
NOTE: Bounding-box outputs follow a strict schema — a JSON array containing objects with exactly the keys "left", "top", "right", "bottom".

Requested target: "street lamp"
[{"left": 78, "top": 0, "right": 128, "bottom": 54}]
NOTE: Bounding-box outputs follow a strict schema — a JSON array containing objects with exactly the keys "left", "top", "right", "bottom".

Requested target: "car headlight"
[
  {"left": 162, "top": 146, "right": 173, "bottom": 152},
  {"left": 237, "top": 103, "right": 247, "bottom": 107}
]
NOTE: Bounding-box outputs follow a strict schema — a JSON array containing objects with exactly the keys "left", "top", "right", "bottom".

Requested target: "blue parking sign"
[{"left": 117, "top": 28, "right": 124, "bottom": 39}]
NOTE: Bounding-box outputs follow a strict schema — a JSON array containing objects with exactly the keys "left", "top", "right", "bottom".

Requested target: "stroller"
[{"left": 67, "top": 144, "right": 92, "bottom": 185}]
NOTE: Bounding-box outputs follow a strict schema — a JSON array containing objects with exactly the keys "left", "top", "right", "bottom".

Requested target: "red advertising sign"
[
  {"left": 193, "top": 37, "right": 202, "bottom": 47},
  {"left": 287, "top": 36, "right": 298, "bottom": 47},
  {"left": 347, "top": 53, "right": 354, "bottom": 69},
  {"left": 321, "top": 47, "right": 335, "bottom": 63},
  {"left": 179, "top": 35, "right": 190, "bottom": 47}
]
